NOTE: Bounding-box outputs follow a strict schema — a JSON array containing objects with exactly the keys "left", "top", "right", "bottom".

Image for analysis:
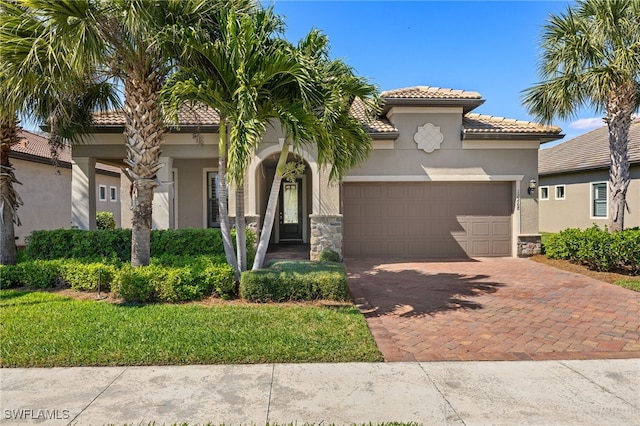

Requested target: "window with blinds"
[{"left": 592, "top": 182, "right": 607, "bottom": 218}]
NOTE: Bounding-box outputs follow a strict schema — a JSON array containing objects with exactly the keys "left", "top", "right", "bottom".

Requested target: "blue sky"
[{"left": 266, "top": 0, "right": 605, "bottom": 145}]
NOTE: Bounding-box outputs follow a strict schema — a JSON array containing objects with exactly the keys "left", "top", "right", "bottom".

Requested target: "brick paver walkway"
[{"left": 347, "top": 258, "right": 640, "bottom": 362}]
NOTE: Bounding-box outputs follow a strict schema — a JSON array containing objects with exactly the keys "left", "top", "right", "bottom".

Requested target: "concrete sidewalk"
[{"left": 1, "top": 360, "right": 639, "bottom": 425}]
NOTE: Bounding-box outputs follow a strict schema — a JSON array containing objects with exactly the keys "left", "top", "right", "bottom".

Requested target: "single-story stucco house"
[
  {"left": 10, "top": 130, "right": 121, "bottom": 246},
  {"left": 72, "top": 86, "right": 562, "bottom": 259},
  {"left": 539, "top": 118, "right": 639, "bottom": 233}
]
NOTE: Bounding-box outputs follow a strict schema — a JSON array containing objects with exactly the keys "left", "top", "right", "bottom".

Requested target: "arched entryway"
[{"left": 247, "top": 143, "right": 319, "bottom": 245}]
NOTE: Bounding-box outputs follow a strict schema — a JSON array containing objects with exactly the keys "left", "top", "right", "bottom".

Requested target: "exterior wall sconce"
[{"left": 528, "top": 179, "right": 537, "bottom": 195}]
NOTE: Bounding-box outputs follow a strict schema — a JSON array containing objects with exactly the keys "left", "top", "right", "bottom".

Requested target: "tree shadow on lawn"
[{"left": 348, "top": 264, "right": 505, "bottom": 318}]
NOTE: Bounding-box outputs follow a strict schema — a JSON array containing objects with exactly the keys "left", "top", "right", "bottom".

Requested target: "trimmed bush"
[
  {"left": 24, "top": 229, "right": 130, "bottom": 262},
  {"left": 16, "top": 260, "right": 63, "bottom": 289},
  {"left": 577, "top": 226, "right": 615, "bottom": 271},
  {"left": 24, "top": 228, "right": 256, "bottom": 264},
  {"left": 240, "top": 260, "right": 349, "bottom": 302},
  {"left": 0, "top": 265, "right": 22, "bottom": 289},
  {"left": 544, "top": 228, "right": 583, "bottom": 262},
  {"left": 319, "top": 249, "right": 341, "bottom": 263},
  {"left": 544, "top": 226, "right": 640, "bottom": 272},
  {"left": 113, "top": 266, "right": 161, "bottom": 303},
  {"left": 612, "top": 228, "right": 640, "bottom": 272},
  {"left": 114, "top": 256, "right": 236, "bottom": 303},
  {"left": 59, "top": 260, "right": 118, "bottom": 291},
  {"left": 96, "top": 211, "right": 116, "bottom": 230}
]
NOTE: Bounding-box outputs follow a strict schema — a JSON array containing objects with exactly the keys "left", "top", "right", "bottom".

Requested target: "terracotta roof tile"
[
  {"left": 350, "top": 98, "right": 398, "bottom": 134},
  {"left": 11, "top": 130, "right": 120, "bottom": 174},
  {"left": 463, "top": 113, "right": 563, "bottom": 135},
  {"left": 539, "top": 118, "right": 640, "bottom": 175},
  {"left": 381, "top": 86, "right": 482, "bottom": 100},
  {"left": 93, "top": 104, "right": 220, "bottom": 127}
]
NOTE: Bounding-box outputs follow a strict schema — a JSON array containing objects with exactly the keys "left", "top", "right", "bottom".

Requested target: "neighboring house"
[
  {"left": 72, "top": 86, "right": 561, "bottom": 259},
  {"left": 10, "top": 130, "right": 121, "bottom": 246},
  {"left": 539, "top": 119, "right": 640, "bottom": 233}
]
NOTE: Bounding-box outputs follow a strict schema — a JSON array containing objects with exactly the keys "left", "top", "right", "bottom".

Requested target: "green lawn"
[
  {"left": 0, "top": 290, "right": 382, "bottom": 367},
  {"left": 615, "top": 278, "right": 640, "bottom": 292}
]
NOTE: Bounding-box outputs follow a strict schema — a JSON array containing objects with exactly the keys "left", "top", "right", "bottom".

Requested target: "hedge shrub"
[
  {"left": 24, "top": 229, "right": 130, "bottom": 262},
  {"left": 59, "top": 260, "right": 118, "bottom": 291},
  {"left": 113, "top": 258, "right": 236, "bottom": 303},
  {"left": 4, "top": 260, "right": 63, "bottom": 289},
  {"left": 319, "top": 249, "right": 341, "bottom": 262},
  {"left": 544, "top": 226, "right": 640, "bottom": 272},
  {"left": 24, "top": 228, "right": 256, "bottom": 264},
  {"left": 240, "top": 260, "right": 349, "bottom": 302}
]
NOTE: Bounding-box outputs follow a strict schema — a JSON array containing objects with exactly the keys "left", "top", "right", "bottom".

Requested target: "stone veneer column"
[
  {"left": 517, "top": 235, "right": 542, "bottom": 257},
  {"left": 71, "top": 157, "right": 97, "bottom": 230},
  {"left": 309, "top": 214, "right": 343, "bottom": 261}
]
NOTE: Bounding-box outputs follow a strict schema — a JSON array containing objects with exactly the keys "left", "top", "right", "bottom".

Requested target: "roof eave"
[
  {"left": 369, "top": 131, "right": 400, "bottom": 140},
  {"left": 463, "top": 132, "right": 564, "bottom": 142},
  {"left": 90, "top": 124, "right": 220, "bottom": 134},
  {"left": 382, "top": 98, "right": 485, "bottom": 115}
]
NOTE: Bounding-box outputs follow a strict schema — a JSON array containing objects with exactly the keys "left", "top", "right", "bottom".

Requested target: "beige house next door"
[{"left": 342, "top": 182, "right": 512, "bottom": 258}]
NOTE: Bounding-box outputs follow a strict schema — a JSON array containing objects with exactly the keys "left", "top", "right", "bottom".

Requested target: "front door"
[{"left": 279, "top": 178, "right": 303, "bottom": 241}]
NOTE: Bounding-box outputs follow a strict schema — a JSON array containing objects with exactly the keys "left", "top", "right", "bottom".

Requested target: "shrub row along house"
[
  {"left": 71, "top": 86, "right": 562, "bottom": 259},
  {"left": 539, "top": 118, "right": 640, "bottom": 233},
  {"left": 11, "top": 130, "right": 121, "bottom": 246}
]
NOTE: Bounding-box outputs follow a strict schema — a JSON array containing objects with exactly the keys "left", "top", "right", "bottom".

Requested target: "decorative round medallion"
[{"left": 414, "top": 122, "right": 444, "bottom": 153}]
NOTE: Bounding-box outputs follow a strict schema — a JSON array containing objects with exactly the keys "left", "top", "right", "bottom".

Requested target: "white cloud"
[{"left": 569, "top": 117, "right": 605, "bottom": 130}]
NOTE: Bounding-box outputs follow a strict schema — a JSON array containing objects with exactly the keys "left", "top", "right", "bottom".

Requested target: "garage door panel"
[{"left": 343, "top": 182, "right": 512, "bottom": 258}]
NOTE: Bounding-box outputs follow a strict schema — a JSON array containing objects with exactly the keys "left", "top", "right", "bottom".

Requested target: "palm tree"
[
  {"left": 523, "top": 0, "right": 640, "bottom": 232},
  {"left": 163, "top": 6, "right": 311, "bottom": 275},
  {"left": 251, "top": 31, "right": 380, "bottom": 269},
  {"left": 12, "top": 0, "right": 225, "bottom": 266},
  {"left": 0, "top": 1, "right": 116, "bottom": 265}
]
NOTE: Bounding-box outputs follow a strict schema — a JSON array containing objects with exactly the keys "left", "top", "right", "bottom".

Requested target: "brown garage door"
[{"left": 343, "top": 182, "right": 512, "bottom": 258}]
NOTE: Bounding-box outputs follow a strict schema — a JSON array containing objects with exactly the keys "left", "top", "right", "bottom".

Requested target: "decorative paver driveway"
[{"left": 346, "top": 258, "right": 640, "bottom": 362}]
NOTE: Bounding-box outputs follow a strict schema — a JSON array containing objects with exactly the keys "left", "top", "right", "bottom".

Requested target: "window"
[
  {"left": 206, "top": 171, "right": 220, "bottom": 228},
  {"left": 555, "top": 185, "right": 565, "bottom": 200},
  {"left": 539, "top": 186, "right": 549, "bottom": 200},
  {"left": 592, "top": 182, "right": 607, "bottom": 218},
  {"left": 98, "top": 185, "right": 107, "bottom": 201},
  {"left": 110, "top": 186, "right": 118, "bottom": 202}
]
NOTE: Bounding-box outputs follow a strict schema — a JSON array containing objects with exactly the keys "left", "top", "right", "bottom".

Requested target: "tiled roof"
[
  {"left": 381, "top": 86, "right": 482, "bottom": 100},
  {"left": 463, "top": 113, "right": 563, "bottom": 135},
  {"left": 350, "top": 98, "right": 398, "bottom": 135},
  {"left": 539, "top": 119, "right": 640, "bottom": 175},
  {"left": 11, "top": 130, "right": 120, "bottom": 174},
  {"left": 92, "top": 104, "right": 220, "bottom": 127}
]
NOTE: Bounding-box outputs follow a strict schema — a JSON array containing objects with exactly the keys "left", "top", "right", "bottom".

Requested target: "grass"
[
  {"left": 614, "top": 279, "right": 640, "bottom": 291},
  {"left": 0, "top": 290, "right": 383, "bottom": 367}
]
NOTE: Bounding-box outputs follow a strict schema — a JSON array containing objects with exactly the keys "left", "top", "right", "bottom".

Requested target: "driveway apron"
[{"left": 346, "top": 257, "right": 640, "bottom": 362}]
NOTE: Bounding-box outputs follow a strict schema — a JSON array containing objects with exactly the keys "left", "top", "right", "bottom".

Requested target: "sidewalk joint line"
[
  {"left": 558, "top": 360, "right": 640, "bottom": 409},
  {"left": 265, "top": 363, "right": 276, "bottom": 423},
  {"left": 418, "top": 363, "right": 467, "bottom": 425},
  {"left": 67, "top": 366, "right": 129, "bottom": 426}
]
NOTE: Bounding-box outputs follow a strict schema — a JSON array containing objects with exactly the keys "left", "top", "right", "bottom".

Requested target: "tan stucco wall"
[
  {"left": 12, "top": 158, "right": 120, "bottom": 246},
  {"left": 345, "top": 110, "right": 540, "bottom": 235},
  {"left": 12, "top": 159, "right": 72, "bottom": 246},
  {"left": 539, "top": 165, "right": 640, "bottom": 232}
]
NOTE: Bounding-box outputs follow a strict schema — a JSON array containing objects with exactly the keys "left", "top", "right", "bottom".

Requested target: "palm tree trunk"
[
  {"left": 0, "top": 117, "right": 22, "bottom": 265},
  {"left": 131, "top": 181, "right": 154, "bottom": 267},
  {"left": 606, "top": 91, "right": 633, "bottom": 233},
  {"left": 122, "top": 67, "right": 165, "bottom": 267},
  {"left": 235, "top": 183, "right": 247, "bottom": 274},
  {"left": 252, "top": 144, "right": 290, "bottom": 270},
  {"left": 216, "top": 123, "right": 237, "bottom": 275}
]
